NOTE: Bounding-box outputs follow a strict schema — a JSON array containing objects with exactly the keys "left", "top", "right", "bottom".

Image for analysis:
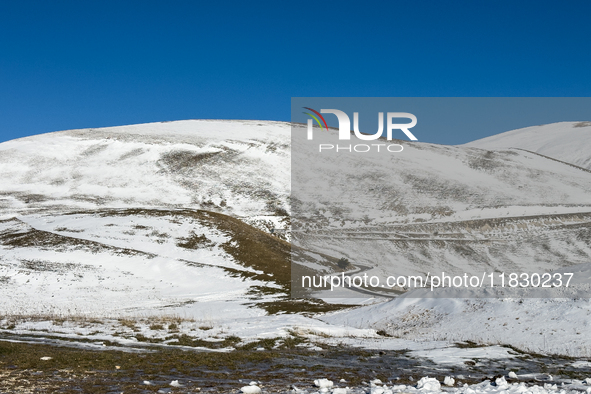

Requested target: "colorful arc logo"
[{"left": 303, "top": 107, "right": 328, "bottom": 131}]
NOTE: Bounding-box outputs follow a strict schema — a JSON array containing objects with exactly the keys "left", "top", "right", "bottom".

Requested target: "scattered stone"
[
  {"left": 314, "top": 378, "right": 334, "bottom": 389},
  {"left": 240, "top": 385, "right": 261, "bottom": 394},
  {"left": 170, "top": 380, "right": 183, "bottom": 387},
  {"left": 417, "top": 377, "right": 441, "bottom": 391}
]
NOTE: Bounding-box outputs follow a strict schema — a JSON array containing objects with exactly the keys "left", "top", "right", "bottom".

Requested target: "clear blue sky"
[{"left": 1, "top": 0, "right": 590, "bottom": 144}]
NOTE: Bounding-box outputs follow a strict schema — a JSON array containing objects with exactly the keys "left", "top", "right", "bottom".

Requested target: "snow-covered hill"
[
  {"left": 464, "top": 121, "right": 591, "bottom": 169},
  {"left": 291, "top": 122, "right": 591, "bottom": 290},
  {"left": 0, "top": 120, "right": 340, "bottom": 340},
  {"left": 323, "top": 286, "right": 591, "bottom": 357},
  {"left": 0, "top": 120, "right": 290, "bottom": 226},
  {"left": 2, "top": 119, "right": 591, "bottom": 357}
]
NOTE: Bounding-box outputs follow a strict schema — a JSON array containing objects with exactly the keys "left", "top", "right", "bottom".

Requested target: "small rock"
[
  {"left": 40, "top": 357, "right": 52, "bottom": 361},
  {"left": 143, "top": 380, "right": 152, "bottom": 385},
  {"left": 508, "top": 371, "right": 518, "bottom": 379},
  {"left": 170, "top": 380, "right": 183, "bottom": 387},
  {"left": 240, "top": 385, "right": 261, "bottom": 394},
  {"left": 314, "top": 378, "right": 334, "bottom": 388},
  {"left": 495, "top": 377, "right": 509, "bottom": 389},
  {"left": 417, "top": 377, "right": 441, "bottom": 391}
]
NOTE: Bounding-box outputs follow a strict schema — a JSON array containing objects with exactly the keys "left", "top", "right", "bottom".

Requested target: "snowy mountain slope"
[
  {"left": 0, "top": 217, "right": 256, "bottom": 317},
  {"left": 0, "top": 208, "right": 346, "bottom": 317},
  {"left": 3, "top": 119, "right": 590, "bottom": 230},
  {"left": 2, "top": 120, "right": 591, "bottom": 357},
  {"left": 292, "top": 123, "right": 591, "bottom": 227},
  {"left": 464, "top": 121, "right": 591, "bottom": 169},
  {"left": 322, "top": 287, "right": 591, "bottom": 357},
  {"left": 291, "top": 122, "right": 591, "bottom": 287},
  {"left": 3, "top": 120, "right": 591, "bottom": 301},
  {"left": 0, "top": 121, "right": 350, "bottom": 324},
  {"left": 0, "top": 120, "right": 290, "bottom": 226},
  {"left": 295, "top": 212, "right": 591, "bottom": 294}
]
